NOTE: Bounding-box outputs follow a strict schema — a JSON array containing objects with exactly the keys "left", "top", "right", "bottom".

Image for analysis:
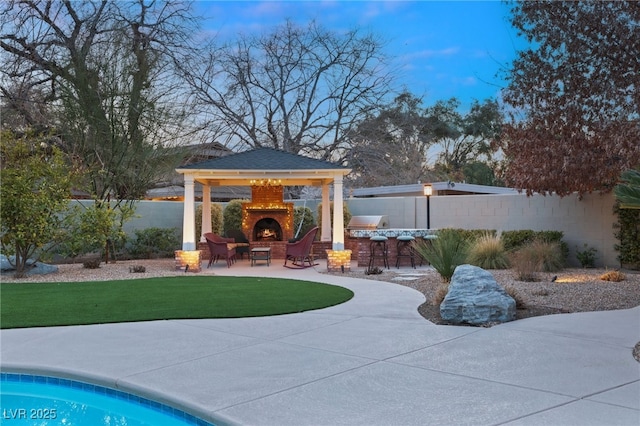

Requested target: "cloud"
[{"left": 405, "top": 47, "right": 460, "bottom": 60}]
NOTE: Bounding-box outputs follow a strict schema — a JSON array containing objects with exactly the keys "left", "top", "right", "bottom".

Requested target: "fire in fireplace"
[{"left": 254, "top": 218, "right": 283, "bottom": 241}]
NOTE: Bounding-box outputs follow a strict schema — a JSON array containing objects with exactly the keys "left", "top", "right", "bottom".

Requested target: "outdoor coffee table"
[{"left": 251, "top": 247, "right": 271, "bottom": 266}]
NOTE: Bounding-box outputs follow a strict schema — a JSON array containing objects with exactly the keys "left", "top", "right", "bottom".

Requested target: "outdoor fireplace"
[
  {"left": 253, "top": 218, "right": 283, "bottom": 241},
  {"left": 242, "top": 183, "right": 294, "bottom": 242}
]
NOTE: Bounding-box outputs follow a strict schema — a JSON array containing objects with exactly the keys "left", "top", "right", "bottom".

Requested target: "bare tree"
[
  {"left": 0, "top": 0, "right": 197, "bottom": 205},
  {"left": 182, "top": 20, "right": 394, "bottom": 162},
  {"left": 500, "top": 0, "right": 640, "bottom": 196}
]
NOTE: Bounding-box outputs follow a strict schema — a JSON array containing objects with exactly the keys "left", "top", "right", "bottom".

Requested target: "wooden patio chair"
[
  {"left": 284, "top": 226, "right": 319, "bottom": 269},
  {"left": 204, "top": 233, "right": 237, "bottom": 268}
]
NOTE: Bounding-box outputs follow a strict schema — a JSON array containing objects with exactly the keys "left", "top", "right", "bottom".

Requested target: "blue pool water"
[{"left": 1, "top": 373, "right": 214, "bottom": 425}]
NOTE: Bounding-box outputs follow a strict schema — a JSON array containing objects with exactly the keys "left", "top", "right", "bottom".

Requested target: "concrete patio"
[{"left": 1, "top": 259, "right": 638, "bottom": 425}]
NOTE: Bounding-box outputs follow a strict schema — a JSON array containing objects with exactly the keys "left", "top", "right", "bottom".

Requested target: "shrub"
[
  {"left": 510, "top": 248, "right": 540, "bottom": 282},
  {"left": 504, "top": 285, "right": 526, "bottom": 309},
  {"left": 195, "top": 203, "right": 223, "bottom": 240},
  {"left": 432, "top": 283, "right": 449, "bottom": 306},
  {"left": 575, "top": 244, "right": 598, "bottom": 268},
  {"left": 129, "top": 265, "right": 146, "bottom": 273},
  {"left": 82, "top": 258, "right": 101, "bottom": 269},
  {"left": 128, "top": 228, "right": 180, "bottom": 259},
  {"left": 510, "top": 240, "right": 563, "bottom": 281},
  {"left": 223, "top": 199, "right": 248, "bottom": 235},
  {"left": 293, "top": 206, "right": 316, "bottom": 239},
  {"left": 502, "top": 229, "right": 568, "bottom": 265},
  {"left": 467, "top": 233, "right": 510, "bottom": 269},
  {"left": 502, "top": 230, "right": 536, "bottom": 252},
  {"left": 613, "top": 203, "right": 640, "bottom": 269},
  {"left": 317, "top": 202, "right": 351, "bottom": 237},
  {"left": 412, "top": 230, "right": 468, "bottom": 282},
  {"left": 365, "top": 266, "right": 383, "bottom": 275},
  {"left": 533, "top": 240, "right": 564, "bottom": 272},
  {"left": 600, "top": 270, "right": 626, "bottom": 282}
]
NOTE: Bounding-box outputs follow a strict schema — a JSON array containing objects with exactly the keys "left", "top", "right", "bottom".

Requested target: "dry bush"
[
  {"left": 510, "top": 249, "right": 540, "bottom": 281},
  {"left": 82, "top": 259, "right": 101, "bottom": 269},
  {"left": 510, "top": 240, "right": 564, "bottom": 281},
  {"left": 129, "top": 265, "right": 146, "bottom": 273},
  {"left": 600, "top": 270, "right": 626, "bottom": 282},
  {"left": 504, "top": 285, "right": 526, "bottom": 308},
  {"left": 432, "top": 284, "right": 449, "bottom": 306},
  {"left": 467, "top": 233, "right": 510, "bottom": 269}
]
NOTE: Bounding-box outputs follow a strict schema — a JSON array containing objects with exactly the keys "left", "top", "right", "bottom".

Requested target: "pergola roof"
[{"left": 176, "top": 147, "right": 351, "bottom": 186}]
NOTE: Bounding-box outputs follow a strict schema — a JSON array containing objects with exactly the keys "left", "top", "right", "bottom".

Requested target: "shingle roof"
[{"left": 179, "top": 147, "right": 348, "bottom": 171}]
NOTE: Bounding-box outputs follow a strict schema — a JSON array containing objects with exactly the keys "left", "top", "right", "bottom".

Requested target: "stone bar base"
[
  {"left": 175, "top": 250, "right": 202, "bottom": 272},
  {"left": 326, "top": 249, "right": 352, "bottom": 272}
]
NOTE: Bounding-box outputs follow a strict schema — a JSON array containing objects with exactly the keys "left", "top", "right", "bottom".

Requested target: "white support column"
[
  {"left": 201, "top": 184, "right": 212, "bottom": 240},
  {"left": 182, "top": 174, "right": 196, "bottom": 250},
  {"left": 331, "top": 174, "right": 345, "bottom": 250},
  {"left": 321, "top": 183, "right": 331, "bottom": 241}
]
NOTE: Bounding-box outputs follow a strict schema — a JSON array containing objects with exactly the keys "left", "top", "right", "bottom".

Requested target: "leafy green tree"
[
  {"left": 1, "top": 1, "right": 196, "bottom": 261},
  {"left": 427, "top": 98, "right": 502, "bottom": 183},
  {"left": 58, "top": 202, "right": 133, "bottom": 264},
  {"left": 501, "top": 1, "right": 640, "bottom": 195},
  {"left": 346, "top": 92, "right": 435, "bottom": 187},
  {"left": 0, "top": 130, "right": 74, "bottom": 277}
]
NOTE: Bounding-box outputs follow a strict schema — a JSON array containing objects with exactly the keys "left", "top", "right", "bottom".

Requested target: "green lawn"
[{"left": 0, "top": 276, "right": 354, "bottom": 329}]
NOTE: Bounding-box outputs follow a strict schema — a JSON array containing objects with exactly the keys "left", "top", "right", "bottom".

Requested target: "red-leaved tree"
[{"left": 500, "top": 0, "right": 640, "bottom": 196}]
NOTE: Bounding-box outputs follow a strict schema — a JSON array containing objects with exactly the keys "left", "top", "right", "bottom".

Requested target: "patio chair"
[
  {"left": 204, "top": 233, "right": 237, "bottom": 268},
  {"left": 284, "top": 226, "right": 319, "bottom": 269},
  {"left": 225, "top": 229, "right": 250, "bottom": 260}
]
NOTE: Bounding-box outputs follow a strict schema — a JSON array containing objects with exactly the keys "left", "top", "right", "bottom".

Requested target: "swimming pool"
[{"left": 1, "top": 373, "right": 214, "bottom": 425}]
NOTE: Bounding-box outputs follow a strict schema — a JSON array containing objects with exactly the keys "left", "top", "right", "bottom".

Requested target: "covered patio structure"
[{"left": 175, "top": 147, "right": 352, "bottom": 254}]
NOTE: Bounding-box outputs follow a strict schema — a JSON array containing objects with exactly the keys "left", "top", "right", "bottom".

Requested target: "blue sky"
[{"left": 193, "top": 1, "right": 529, "bottom": 109}]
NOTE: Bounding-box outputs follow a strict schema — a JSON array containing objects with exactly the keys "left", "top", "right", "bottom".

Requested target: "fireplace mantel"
[{"left": 244, "top": 206, "right": 290, "bottom": 212}]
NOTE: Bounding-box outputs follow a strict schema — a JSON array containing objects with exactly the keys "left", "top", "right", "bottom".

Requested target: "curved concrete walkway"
[{"left": 1, "top": 260, "right": 638, "bottom": 425}]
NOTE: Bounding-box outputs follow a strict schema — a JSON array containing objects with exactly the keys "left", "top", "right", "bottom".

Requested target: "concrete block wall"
[
  {"left": 347, "top": 192, "right": 619, "bottom": 267},
  {"left": 87, "top": 191, "right": 621, "bottom": 268}
]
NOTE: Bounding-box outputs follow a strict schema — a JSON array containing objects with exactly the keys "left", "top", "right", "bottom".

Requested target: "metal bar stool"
[
  {"left": 396, "top": 235, "right": 416, "bottom": 268},
  {"left": 368, "top": 236, "right": 389, "bottom": 269}
]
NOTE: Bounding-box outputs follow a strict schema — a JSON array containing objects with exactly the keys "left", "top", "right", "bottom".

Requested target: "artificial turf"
[{"left": 0, "top": 276, "right": 354, "bottom": 329}]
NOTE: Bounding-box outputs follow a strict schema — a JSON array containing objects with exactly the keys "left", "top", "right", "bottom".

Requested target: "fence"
[{"left": 109, "top": 191, "right": 620, "bottom": 267}]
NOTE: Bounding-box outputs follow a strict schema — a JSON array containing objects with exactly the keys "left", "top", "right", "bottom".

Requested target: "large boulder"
[
  {"left": 440, "top": 264, "right": 515, "bottom": 325},
  {"left": 0, "top": 254, "right": 58, "bottom": 276}
]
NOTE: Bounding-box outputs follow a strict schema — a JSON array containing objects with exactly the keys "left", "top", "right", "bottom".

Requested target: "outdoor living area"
[{"left": 176, "top": 148, "right": 351, "bottom": 268}]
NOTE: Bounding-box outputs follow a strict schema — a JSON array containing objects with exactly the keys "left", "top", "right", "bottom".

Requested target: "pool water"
[{"left": 1, "top": 373, "right": 214, "bottom": 426}]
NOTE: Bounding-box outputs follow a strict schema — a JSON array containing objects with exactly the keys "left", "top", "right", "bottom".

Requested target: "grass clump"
[
  {"left": 600, "top": 270, "right": 626, "bottom": 282},
  {"left": 504, "top": 285, "right": 526, "bottom": 309},
  {"left": 510, "top": 240, "right": 564, "bottom": 282},
  {"left": 467, "top": 233, "right": 510, "bottom": 270},
  {"left": 413, "top": 230, "right": 468, "bottom": 283},
  {"left": 432, "top": 283, "right": 449, "bottom": 306}
]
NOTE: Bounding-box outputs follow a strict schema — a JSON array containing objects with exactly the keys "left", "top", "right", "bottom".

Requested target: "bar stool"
[
  {"left": 368, "top": 236, "right": 389, "bottom": 269},
  {"left": 396, "top": 235, "right": 416, "bottom": 269}
]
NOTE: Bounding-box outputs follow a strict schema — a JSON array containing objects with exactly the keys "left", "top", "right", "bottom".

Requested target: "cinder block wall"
[
  {"left": 91, "top": 191, "right": 621, "bottom": 268},
  {"left": 342, "top": 192, "right": 618, "bottom": 267}
]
